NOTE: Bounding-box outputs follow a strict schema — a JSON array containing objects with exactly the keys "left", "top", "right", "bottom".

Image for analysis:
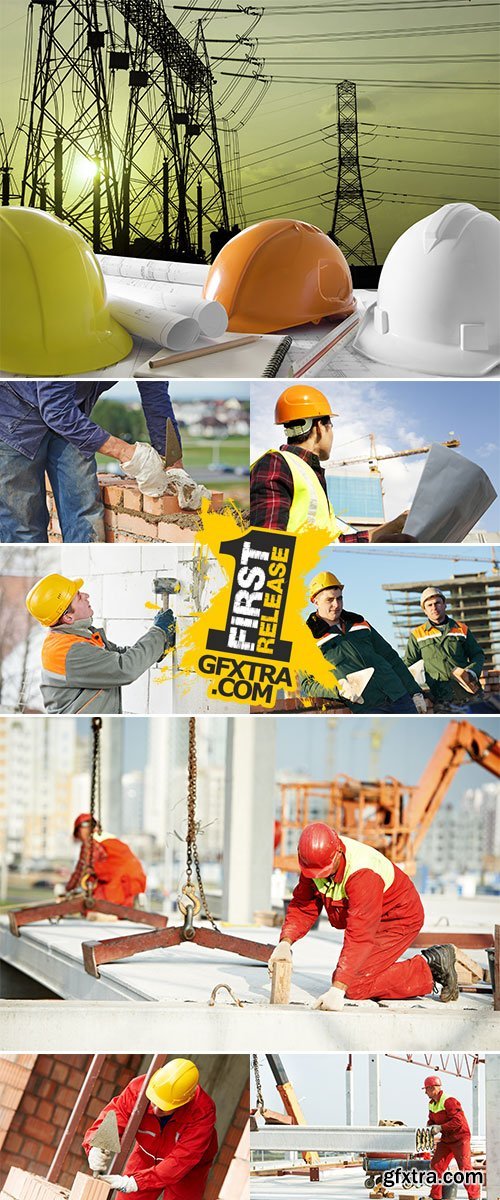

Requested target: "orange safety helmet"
[
  {"left": 274, "top": 384, "right": 336, "bottom": 426},
  {"left": 298, "top": 823, "right": 342, "bottom": 878},
  {"left": 202, "top": 219, "right": 355, "bottom": 333}
]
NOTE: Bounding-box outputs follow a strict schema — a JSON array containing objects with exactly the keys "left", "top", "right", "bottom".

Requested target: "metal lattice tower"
[
  {"left": 329, "top": 79, "right": 376, "bottom": 267},
  {"left": 18, "top": 0, "right": 230, "bottom": 257}
]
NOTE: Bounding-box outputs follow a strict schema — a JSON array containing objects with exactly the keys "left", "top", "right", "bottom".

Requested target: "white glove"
[
  {"left": 53, "top": 883, "right": 67, "bottom": 898},
  {"left": 88, "top": 1147, "right": 113, "bottom": 1173},
  {"left": 100, "top": 1177, "right": 138, "bottom": 1193},
  {"left": 268, "top": 941, "right": 293, "bottom": 976},
  {"left": 122, "top": 443, "right": 169, "bottom": 497},
  {"left": 312, "top": 986, "right": 346, "bottom": 1012},
  {"left": 413, "top": 692, "right": 427, "bottom": 714},
  {"left": 163, "top": 468, "right": 211, "bottom": 510}
]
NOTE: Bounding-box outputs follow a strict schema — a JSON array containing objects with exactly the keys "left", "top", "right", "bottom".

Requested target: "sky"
[
  {"left": 104, "top": 381, "right": 251, "bottom": 403},
  {"left": 1, "top": 0, "right": 498, "bottom": 260},
  {"left": 299, "top": 546, "right": 499, "bottom": 641},
  {"left": 250, "top": 379, "right": 500, "bottom": 527},
  {"left": 251, "top": 1053, "right": 486, "bottom": 1130},
  {"left": 275, "top": 713, "right": 500, "bottom": 800}
]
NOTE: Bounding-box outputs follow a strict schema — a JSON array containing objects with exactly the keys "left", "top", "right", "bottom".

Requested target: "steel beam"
[
  {"left": 251, "top": 1127, "right": 420, "bottom": 1153},
  {"left": 413, "top": 933, "right": 494, "bottom": 950},
  {"left": 8, "top": 898, "right": 168, "bottom": 936},
  {"left": 82, "top": 923, "right": 274, "bottom": 977}
]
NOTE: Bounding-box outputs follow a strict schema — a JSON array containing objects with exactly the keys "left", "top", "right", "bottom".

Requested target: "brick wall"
[
  {"left": 46, "top": 476, "right": 223, "bottom": 544},
  {"left": 206, "top": 1086, "right": 250, "bottom": 1200},
  {"left": 0, "top": 1056, "right": 143, "bottom": 1188},
  {"left": 0, "top": 1059, "right": 37, "bottom": 1152}
]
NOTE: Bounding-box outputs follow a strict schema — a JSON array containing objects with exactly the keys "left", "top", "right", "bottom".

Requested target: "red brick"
[
  {"left": 57, "top": 1087, "right": 79, "bottom": 1109},
  {"left": 19, "top": 1095, "right": 38, "bottom": 1116},
  {"left": 116, "top": 512, "right": 158, "bottom": 539},
  {"left": 100, "top": 484, "right": 124, "bottom": 507},
  {"left": 157, "top": 522, "right": 195, "bottom": 543},
  {"left": 35, "top": 1080, "right": 58, "bottom": 1101},
  {"left": 26, "top": 1116, "right": 56, "bottom": 1143},
  {"left": 5, "top": 1131, "right": 23, "bottom": 1155},
  {"left": 122, "top": 489, "right": 143, "bottom": 514},
  {"left": 142, "top": 493, "right": 181, "bottom": 516},
  {"left": 51, "top": 1064, "right": 69, "bottom": 1085},
  {"left": 211, "top": 492, "right": 224, "bottom": 511}
]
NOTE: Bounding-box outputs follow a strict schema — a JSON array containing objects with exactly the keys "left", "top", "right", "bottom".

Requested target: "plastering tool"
[
  {"left": 164, "top": 417, "right": 183, "bottom": 469},
  {"left": 89, "top": 1109, "right": 121, "bottom": 1175}
]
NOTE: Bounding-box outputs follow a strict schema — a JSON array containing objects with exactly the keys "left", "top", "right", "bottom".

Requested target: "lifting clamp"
[
  {"left": 7, "top": 718, "right": 168, "bottom": 937},
  {"left": 82, "top": 717, "right": 276, "bottom": 984}
]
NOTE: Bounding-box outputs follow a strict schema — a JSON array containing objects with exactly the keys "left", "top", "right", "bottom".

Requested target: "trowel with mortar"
[
  {"left": 163, "top": 417, "right": 211, "bottom": 510},
  {"left": 88, "top": 1110, "right": 121, "bottom": 1176},
  {"left": 337, "top": 667, "right": 374, "bottom": 705}
]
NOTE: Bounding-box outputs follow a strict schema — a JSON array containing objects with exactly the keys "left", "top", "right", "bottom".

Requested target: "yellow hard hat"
[
  {"left": 25, "top": 574, "right": 84, "bottom": 626},
  {"left": 202, "top": 219, "right": 355, "bottom": 333},
  {"left": 0, "top": 207, "right": 132, "bottom": 375},
  {"left": 146, "top": 1059, "right": 199, "bottom": 1113},
  {"left": 309, "top": 571, "right": 343, "bottom": 602},
  {"left": 275, "top": 385, "right": 337, "bottom": 425}
]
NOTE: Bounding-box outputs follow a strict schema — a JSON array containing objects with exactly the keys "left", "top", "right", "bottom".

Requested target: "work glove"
[
  {"left": 163, "top": 468, "right": 211, "bottom": 511},
  {"left": 153, "top": 608, "right": 176, "bottom": 648},
  {"left": 413, "top": 692, "right": 427, "bottom": 714},
  {"left": 267, "top": 941, "right": 293, "bottom": 976},
  {"left": 100, "top": 1177, "right": 138, "bottom": 1193},
  {"left": 312, "top": 986, "right": 346, "bottom": 1012},
  {"left": 122, "top": 443, "right": 169, "bottom": 497},
  {"left": 53, "top": 883, "right": 66, "bottom": 898},
  {"left": 88, "top": 1147, "right": 113, "bottom": 1173}
]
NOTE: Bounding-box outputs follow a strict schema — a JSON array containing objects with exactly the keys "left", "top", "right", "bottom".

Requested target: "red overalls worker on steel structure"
[
  {"left": 84, "top": 1059, "right": 218, "bottom": 1199},
  {"left": 65, "top": 813, "right": 146, "bottom": 906},
  {"left": 268, "top": 823, "right": 460, "bottom": 1011},
  {"left": 424, "top": 1075, "right": 481, "bottom": 1200}
]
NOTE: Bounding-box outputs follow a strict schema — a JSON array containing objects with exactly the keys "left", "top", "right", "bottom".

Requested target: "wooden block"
[
  {"left": 68, "top": 1175, "right": 112, "bottom": 1200},
  {"left": 455, "top": 948, "right": 485, "bottom": 984},
  {"left": 270, "top": 958, "right": 292, "bottom": 1005}
]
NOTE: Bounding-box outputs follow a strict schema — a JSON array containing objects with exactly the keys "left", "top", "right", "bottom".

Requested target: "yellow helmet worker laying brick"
[
  {"left": 250, "top": 385, "right": 411, "bottom": 543},
  {"left": 26, "top": 573, "right": 175, "bottom": 715}
]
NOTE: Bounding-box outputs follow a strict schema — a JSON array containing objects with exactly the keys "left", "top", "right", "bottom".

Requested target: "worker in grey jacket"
[{"left": 26, "top": 573, "right": 175, "bottom": 714}]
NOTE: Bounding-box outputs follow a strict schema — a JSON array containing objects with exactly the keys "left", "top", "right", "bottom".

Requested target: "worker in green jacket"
[
  {"left": 301, "top": 571, "right": 426, "bottom": 714},
  {"left": 404, "top": 587, "right": 485, "bottom": 711}
]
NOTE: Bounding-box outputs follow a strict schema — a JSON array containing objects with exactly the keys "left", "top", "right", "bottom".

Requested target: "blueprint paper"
[{"left": 404, "top": 443, "right": 497, "bottom": 542}]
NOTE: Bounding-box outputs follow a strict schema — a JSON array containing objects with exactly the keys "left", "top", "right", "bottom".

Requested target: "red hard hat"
[
  {"left": 73, "top": 812, "right": 94, "bottom": 838},
  {"left": 298, "top": 823, "right": 342, "bottom": 878},
  {"left": 423, "top": 1076, "right": 442, "bottom": 1090}
]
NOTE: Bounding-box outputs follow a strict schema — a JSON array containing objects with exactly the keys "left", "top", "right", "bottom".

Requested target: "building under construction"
[{"left": 383, "top": 571, "right": 500, "bottom": 670}]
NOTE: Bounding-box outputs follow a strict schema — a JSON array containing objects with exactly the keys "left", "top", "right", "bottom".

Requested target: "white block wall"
[{"left": 57, "top": 545, "right": 243, "bottom": 714}]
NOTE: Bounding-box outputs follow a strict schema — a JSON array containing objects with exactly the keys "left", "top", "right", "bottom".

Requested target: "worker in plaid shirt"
[{"left": 250, "top": 384, "right": 411, "bottom": 542}]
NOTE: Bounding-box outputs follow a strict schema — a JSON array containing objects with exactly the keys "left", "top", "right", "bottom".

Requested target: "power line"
[
  {"left": 263, "top": 54, "right": 499, "bottom": 63},
  {"left": 254, "top": 75, "right": 499, "bottom": 88},
  {"left": 360, "top": 121, "right": 500, "bottom": 137},
  {"left": 258, "top": 22, "right": 499, "bottom": 43}
]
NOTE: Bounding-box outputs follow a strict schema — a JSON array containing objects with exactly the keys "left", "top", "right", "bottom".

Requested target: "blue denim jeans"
[{"left": 0, "top": 433, "right": 105, "bottom": 543}]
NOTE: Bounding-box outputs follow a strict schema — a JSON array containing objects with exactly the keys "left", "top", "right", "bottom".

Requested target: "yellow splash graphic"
[{"left": 180, "top": 503, "right": 339, "bottom": 708}]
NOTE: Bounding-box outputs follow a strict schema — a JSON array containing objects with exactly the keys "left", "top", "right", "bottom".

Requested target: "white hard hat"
[
  {"left": 420, "top": 587, "right": 446, "bottom": 610},
  {"left": 353, "top": 203, "right": 500, "bottom": 376}
]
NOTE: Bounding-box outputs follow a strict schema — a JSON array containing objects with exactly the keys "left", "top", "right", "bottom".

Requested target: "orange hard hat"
[
  {"left": 202, "top": 219, "right": 355, "bottom": 333},
  {"left": 298, "top": 823, "right": 342, "bottom": 878},
  {"left": 274, "top": 384, "right": 336, "bottom": 425}
]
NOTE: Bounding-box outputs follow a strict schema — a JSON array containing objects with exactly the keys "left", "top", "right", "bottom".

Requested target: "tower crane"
[{"left": 335, "top": 434, "right": 460, "bottom": 471}]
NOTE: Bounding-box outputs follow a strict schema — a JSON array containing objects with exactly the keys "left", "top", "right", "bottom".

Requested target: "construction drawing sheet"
[{"left": 404, "top": 443, "right": 498, "bottom": 541}]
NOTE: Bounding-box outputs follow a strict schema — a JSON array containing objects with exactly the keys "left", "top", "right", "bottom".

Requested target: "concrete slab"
[
  {"left": 250, "top": 1165, "right": 489, "bottom": 1198},
  {"left": 1, "top": 917, "right": 498, "bottom": 1051}
]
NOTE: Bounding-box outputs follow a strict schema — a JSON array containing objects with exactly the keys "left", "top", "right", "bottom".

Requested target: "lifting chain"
[
  {"left": 180, "top": 717, "right": 220, "bottom": 933},
  {"left": 251, "top": 1054, "right": 265, "bottom": 1115},
  {"left": 84, "top": 717, "right": 102, "bottom": 901}
]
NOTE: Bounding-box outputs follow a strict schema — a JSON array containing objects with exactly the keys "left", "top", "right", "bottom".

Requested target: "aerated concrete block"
[
  {"left": 1, "top": 1171, "right": 69, "bottom": 1200},
  {"left": 68, "top": 1176, "right": 112, "bottom": 1200}
]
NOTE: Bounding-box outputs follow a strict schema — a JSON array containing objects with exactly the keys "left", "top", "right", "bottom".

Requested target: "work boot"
[{"left": 421, "top": 944, "right": 459, "bottom": 1002}]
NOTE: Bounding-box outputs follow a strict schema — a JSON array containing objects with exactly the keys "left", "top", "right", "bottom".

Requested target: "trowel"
[
  {"left": 452, "top": 666, "right": 479, "bottom": 694},
  {"left": 164, "top": 417, "right": 183, "bottom": 469},
  {"left": 89, "top": 1110, "right": 121, "bottom": 1176},
  {"left": 337, "top": 667, "right": 374, "bottom": 705}
]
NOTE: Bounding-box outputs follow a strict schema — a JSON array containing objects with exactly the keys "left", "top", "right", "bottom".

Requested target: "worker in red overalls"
[
  {"left": 63, "top": 812, "right": 146, "bottom": 906},
  {"left": 424, "top": 1075, "right": 481, "bottom": 1199},
  {"left": 268, "top": 822, "right": 460, "bottom": 1010},
  {"left": 83, "top": 1059, "right": 218, "bottom": 1198}
]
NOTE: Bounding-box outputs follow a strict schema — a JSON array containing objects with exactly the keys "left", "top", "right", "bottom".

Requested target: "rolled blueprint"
[
  {"left": 98, "top": 253, "right": 209, "bottom": 287},
  {"left": 108, "top": 295, "right": 199, "bottom": 352},
  {"left": 404, "top": 442, "right": 497, "bottom": 542},
  {"left": 105, "top": 276, "right": 228, "bottom": 338}
]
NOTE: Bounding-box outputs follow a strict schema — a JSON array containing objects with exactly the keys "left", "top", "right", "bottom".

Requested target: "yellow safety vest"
[
  {"left": 429, "top": 1094, "right": 447, "bottom": 1115},
  {"left": 258, "top": 449, "right": 351, "bottom": 539},
  {"left": 313, "top": 835, "right": 395, "bottom": 900}
]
